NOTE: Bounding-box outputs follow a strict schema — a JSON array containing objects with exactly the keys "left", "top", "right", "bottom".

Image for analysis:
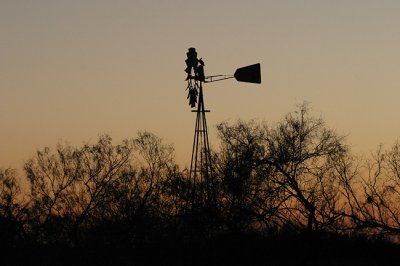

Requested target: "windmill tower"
[
  {"left": 185, "top": 48, "right": 213, "bottom": 208},
  {"left": 184, "top": 47, "right": 261, "bottom": 210}
]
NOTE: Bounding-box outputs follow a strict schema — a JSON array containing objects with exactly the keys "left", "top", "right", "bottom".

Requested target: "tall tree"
[
  {"left": 216, "top": 104, "right": 349, "bottom": 232},
  {"left": 260, "top": 103, "right": 347, "bottom": 231}
]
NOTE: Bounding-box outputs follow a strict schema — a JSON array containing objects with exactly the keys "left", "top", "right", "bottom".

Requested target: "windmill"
[{"left": 184, "top": 47, "right": 261, "bottom": 209}]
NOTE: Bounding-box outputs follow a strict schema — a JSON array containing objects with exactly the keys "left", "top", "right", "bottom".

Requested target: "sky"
[{"left": 1, "top": 0, "right": 400, "bottom": 169}]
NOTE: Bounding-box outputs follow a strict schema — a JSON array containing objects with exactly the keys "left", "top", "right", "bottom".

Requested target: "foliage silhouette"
[{"left": 2, "top": 104, "right": 400, "bottom": 265}]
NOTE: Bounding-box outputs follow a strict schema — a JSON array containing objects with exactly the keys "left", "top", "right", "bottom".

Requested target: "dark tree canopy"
[{"left": 2, "top": 104, "right": 400, "bottom": 265}]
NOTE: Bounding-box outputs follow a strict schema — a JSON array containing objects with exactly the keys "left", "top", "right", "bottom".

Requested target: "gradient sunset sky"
[{"left": 1, "top": 0, "right": 400, "bottom": 168}]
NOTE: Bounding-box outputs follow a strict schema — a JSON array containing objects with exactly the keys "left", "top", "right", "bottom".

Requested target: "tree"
[
  {"left": 216, "top": 103, "right": 349, "bottom": 232},
  {"left": 125, "top": 131, "right": 179, "bottom": 245},
  {"left": 0, "top": 168, "right": 24, "bottom": 246},
  {"left": 216, "top": 120, "right": 281, "bottom": 231},
  {"left": 24, "top": 135, "right": 136, "bottom": 245},
  {"left": 260, "top": 103, "right": 348, "bottom": 231},
  {"left": 23, "top": 132, "right": 183, "bottom": 246},
  {"left": 336, "top": 142, "right": 400, "bottom": 238}
]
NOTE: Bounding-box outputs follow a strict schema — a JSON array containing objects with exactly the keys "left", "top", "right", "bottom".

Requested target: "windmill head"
[{"left": 234, "top": 63, "right": 261, "bottom": 84}]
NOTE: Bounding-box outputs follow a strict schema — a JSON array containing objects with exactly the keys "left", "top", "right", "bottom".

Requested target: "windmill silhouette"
[{"left": 184, "top": 47, "right": 261, "bottom": 210}]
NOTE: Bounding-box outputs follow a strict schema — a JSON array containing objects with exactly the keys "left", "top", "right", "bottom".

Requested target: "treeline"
[{"left": 2, "top": 104, "right": 400, "bottom": 259}]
